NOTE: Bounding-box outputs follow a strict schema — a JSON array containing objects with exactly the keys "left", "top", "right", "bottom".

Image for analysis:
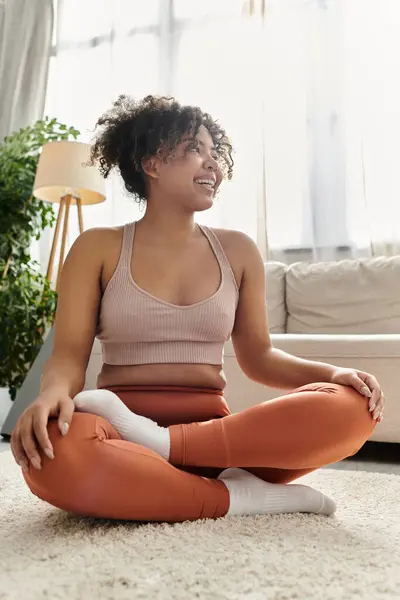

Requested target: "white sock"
[
  {"left": 218, "top": 468, "right": 336, "bottom": 517},
  {"left": 73, "top": 390, "right": 171, "bottom": 461}
]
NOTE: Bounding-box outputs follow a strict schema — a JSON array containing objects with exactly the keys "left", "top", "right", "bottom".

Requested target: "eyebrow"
[
  {"left": 198, "top": 140, "right": 217, "bottom": 151},
  {"left": 186, "top": 138, "right": 217, "bottom": 152}
]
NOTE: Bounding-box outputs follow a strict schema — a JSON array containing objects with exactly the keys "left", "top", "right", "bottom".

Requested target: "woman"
[{"left": 11, "top": 95, "right": 384, "bottom": 522}]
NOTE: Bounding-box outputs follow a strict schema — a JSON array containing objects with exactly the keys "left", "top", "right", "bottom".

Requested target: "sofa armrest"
[
  {"left": 264, "top": 333, "right": 400, "bottom": 359},
  {"left": 223, "top": 334, "right": 400, "bottom": 444},
  {"left": 225, "top": 334, "right": 400, "bottom": 359}
]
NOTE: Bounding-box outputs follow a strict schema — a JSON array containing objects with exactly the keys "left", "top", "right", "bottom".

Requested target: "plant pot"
[{"left": 0, "top": 388, "right": 13, "bottom": 429}]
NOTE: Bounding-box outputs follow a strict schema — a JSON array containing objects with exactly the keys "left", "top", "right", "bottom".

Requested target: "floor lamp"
[{"left": 33, "top": 141, "right": 106, "bottom": 291}]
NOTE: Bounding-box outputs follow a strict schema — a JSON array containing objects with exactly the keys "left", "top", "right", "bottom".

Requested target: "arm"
[
  {"left": 40, "top": 228, "right": 105, "bottom": 399},
  {"left": 230, "top": 233, "right": 336, "bottom": 389},
  {"left": 248, "top": 347, "right": 336, "bottom": 390},
  {"left": 10, "top": 228, "right": 107, "bottom": 471}
]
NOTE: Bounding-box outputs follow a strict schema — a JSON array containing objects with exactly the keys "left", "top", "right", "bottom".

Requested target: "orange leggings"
[{"left": 23, "top": 382, "right": 376, "bottom": 522}]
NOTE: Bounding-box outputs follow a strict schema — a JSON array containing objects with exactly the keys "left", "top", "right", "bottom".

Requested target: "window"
[{"left": 47, "top": 0, "right": 400, "bottom": 260}]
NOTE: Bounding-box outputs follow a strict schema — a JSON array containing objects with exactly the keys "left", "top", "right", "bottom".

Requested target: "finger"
[
  {"left": 372, "top": 394, "right": 384, "bottom": 419},
  {"left": 32, "top": 407, "right": 54, "bottom": 460},
  {"left": 58, "top": 399, "right": 75, "bottom": 436},
  {"left": 358, "top": 381, "right": 372, "bottom": 399},
  {"left": 372, "top": 400, "right": 380, "bottom": 419},
  {"left": 376, "top": 392, "right": 385, "bottom": 411},
  {"left": 20, "top": 419, "right": 42, "bottom": 470},
  {"left": 356, "top": 371, "right": 373, "bottom": 397},
  {"left": 373, "top": 407, "right": 381, "bottom": 420},
  {"left": 10, "top": 427, "right": 29, "bottom": 471},
  {"left": 371, "top": 391, "right": 385, "bottom": 417},
  {"left": 348, "top": 373, "right": 368, "bottom": 396},
  {"left": 373, "top": 393, "right": 385, "bottom": 420},
  {"left": 363, "top": 374, "right": 381, "bottom": 408}
]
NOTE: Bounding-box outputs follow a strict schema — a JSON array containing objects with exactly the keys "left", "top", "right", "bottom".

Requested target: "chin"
[
  {"left": 193, "top": 197, "right": 214, "bottom": 212},
  {"left": 197, "top": 189, "right": 216, "bottom": 209},
  {"left": 182, "top": 194, "right": 214, "bottom": 213}
]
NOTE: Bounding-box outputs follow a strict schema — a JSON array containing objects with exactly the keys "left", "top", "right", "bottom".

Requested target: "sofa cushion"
[
  {"left": 286, "top": 256, "right": 400, "bottom": 334},
  {"left": 265, "top": 262, "right": 288, "bottom": 333}
]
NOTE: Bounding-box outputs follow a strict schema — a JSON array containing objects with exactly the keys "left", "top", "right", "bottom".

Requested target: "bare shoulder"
[
  {"left": 209, "top": 227, "right": 260, "bottom": 260},
  {"left": 64, "top": 226, "right": 125, "bottom": 288},
  {"left": 75, "top": 225, "right": 123, "bottom": 246},
  {"left": 207, "top": 227, "right": 261, "bottom": 287},
  {"left": 80, "top": 226, "right": 128, "bottom": 293},
  {"left": 69, "top": 225, "right": 123, "bottom": 260}
]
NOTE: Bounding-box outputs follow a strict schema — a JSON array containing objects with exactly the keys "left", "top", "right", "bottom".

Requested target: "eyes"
[
  {"left": 187, "top": 142, "right": 219, "bottom": 162},
  {"left": 188, "top": 144, "right": 200, "bottom": 153}
]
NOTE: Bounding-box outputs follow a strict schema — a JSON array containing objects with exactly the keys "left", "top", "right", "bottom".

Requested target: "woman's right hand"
[{"left": 10, "top": 393, "right": 75, "bottom": 472}]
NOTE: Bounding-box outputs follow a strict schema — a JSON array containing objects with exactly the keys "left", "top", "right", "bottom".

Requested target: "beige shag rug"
[{"left": 1, "top": 450, "right": 400, "bottom": 600}]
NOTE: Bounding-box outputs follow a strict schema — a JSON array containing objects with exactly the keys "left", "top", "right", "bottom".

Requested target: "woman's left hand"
[{"left": 329, "top": 367, "right": 385, "bottom": 423}]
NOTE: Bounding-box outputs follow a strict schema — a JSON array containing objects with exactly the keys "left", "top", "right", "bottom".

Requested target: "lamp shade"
[{"left": 33, "top": 141, "right": 106, "bottom": 205}]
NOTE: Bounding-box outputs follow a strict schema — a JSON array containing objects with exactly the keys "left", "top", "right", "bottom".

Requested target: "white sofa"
[{"left": 85, "top": 256, "right": 400, "bottom": 444}]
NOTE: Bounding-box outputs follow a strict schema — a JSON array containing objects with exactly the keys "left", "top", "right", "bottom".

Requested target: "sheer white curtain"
[
  {"left": 260, "top": 0, "right": 400, "bottom": 261},
  {"left": 44, "top": 0, "right": 400, "bottom": 264},
  {"left": 343, "top": 0, "right": 400, "bottom": 257},
  {"left": 0, "top": 0, "right": 53, "bottom": 141}
]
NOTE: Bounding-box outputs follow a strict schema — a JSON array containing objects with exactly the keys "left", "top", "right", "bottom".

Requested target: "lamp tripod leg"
[
  {"left": 77, "top": 197, "right": 84, "bottom": 234},
  {"left": 46, "top": 198, "right": 65, "bottom": 284},
  {"left": 56, "top": 195, "right": 71, "bottom": 292}
]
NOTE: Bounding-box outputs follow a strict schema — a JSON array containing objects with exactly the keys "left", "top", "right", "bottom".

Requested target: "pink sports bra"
[{"left": 96, "top": 221, "right": 239, "bottom": 366}]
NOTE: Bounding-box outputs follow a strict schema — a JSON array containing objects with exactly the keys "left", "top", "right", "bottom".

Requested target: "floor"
[{"left": 1, "top": 419, "right": 400, "bottom": 474}]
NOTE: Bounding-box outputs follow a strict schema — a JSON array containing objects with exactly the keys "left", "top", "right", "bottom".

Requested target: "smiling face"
[{"left": 142, "top": 125, "right": 223, "bottom": 213}]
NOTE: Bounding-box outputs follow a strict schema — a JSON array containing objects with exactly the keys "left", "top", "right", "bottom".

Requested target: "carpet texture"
[{"left": 1, "top": 450, "right": 400, "bottom": 600}]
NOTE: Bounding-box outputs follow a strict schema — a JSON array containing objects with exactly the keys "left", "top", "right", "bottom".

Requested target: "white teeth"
[{"left": 195, "top": 179, "right": 214, "bottom": 187}]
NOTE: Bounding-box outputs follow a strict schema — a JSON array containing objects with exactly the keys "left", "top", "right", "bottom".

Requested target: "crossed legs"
[{"left": 22, "top": 383, "right": 376, "bottom": 521}]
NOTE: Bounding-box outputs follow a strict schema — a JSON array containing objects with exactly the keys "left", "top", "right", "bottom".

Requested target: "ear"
[{"left": 141, "top": 155, "right": 160, "bottom": 179}]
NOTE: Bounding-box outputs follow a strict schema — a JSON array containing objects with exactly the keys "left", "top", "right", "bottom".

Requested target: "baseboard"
[{"left": 350, "top": 440, "right": 400, "bottom": 463}]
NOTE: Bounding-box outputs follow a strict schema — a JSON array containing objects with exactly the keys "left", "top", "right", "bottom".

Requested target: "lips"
[
  {"left": 195, "top": 182, "right": 214, "bottom": 191},
  {"left": 194, "top": 177, "right": 216, "bottom": 191}
]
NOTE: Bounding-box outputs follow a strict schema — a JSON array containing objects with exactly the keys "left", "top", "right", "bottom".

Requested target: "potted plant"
[{"left": 0, "top": 118, "right": 80, "bottom": 401}]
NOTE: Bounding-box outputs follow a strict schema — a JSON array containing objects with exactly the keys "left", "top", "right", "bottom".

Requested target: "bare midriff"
[{"left": 97, "top": 362, "right": 227, "bottom": 390}]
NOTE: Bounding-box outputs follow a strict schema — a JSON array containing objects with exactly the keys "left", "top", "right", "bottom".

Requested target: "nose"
[{"left": 205, "top": 156, "right": 218, "bottom": 171}]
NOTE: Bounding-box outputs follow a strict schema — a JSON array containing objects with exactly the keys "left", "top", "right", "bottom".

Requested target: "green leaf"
[{"left": 0, "top": 117, "right": 80, "bottom": 397}]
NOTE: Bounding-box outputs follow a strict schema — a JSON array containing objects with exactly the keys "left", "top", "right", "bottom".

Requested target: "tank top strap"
[
  {"left": 198, "top": 224, "right": 239, "bottom": 292},
  {"left": 118, "top": 221, "right": 135, "bottom": 270}
]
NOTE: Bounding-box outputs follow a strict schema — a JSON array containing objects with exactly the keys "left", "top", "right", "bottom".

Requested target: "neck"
[{"left": 137, "top": 203, "right": 197, "bottom": 244}]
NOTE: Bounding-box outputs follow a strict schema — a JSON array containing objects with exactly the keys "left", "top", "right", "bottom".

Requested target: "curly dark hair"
[{"left": 88, "top": 94, "right": 234, "bottom": 203}]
